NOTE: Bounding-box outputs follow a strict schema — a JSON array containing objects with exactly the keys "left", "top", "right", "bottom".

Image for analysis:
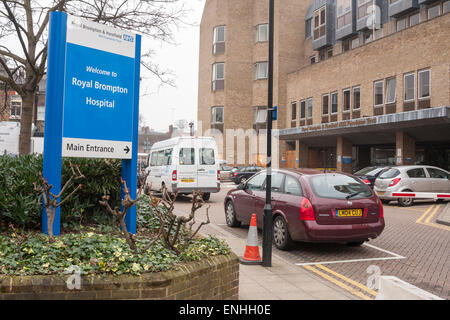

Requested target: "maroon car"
[{"left": 224, "top": 168, "right": 385, "bottom": 250}]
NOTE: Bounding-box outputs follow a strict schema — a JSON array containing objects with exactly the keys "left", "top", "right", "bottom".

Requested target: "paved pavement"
[
  {"left": 202, "top": 222, "right": 358, "bottom": 300},
  {"left": 173, "top": 182, "right": 450, "bottom": 300}
]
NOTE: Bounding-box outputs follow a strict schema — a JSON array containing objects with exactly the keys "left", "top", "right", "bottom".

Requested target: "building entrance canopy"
[{"left": 277, "top": 107, "right": 450, "bottom": 147}]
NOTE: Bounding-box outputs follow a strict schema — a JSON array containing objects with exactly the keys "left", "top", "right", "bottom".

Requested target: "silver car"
[{"left": 374, "top": 165, "right": 450, "bottom": 206}]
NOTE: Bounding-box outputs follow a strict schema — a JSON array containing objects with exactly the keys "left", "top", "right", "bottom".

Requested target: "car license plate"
[
  {"left": 376, "top": 191, "right": 385, "bottom": 196},
  {"left": 181, "top": 178, "right": 195, "bottom": 183},
  {"left": 336, "top": 209, "right": 363, "bottom": 217}
]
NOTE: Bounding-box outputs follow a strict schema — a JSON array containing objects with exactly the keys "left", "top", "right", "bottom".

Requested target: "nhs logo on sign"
[{"left": 123, "top": 34, "right": 134, "bottom": 42}]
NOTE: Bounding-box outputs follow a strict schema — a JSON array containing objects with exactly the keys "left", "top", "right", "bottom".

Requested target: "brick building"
[{"left": 198, "top": 0, "right": 450, "bottom": 171}]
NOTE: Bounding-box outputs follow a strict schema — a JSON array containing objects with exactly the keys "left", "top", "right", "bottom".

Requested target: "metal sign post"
[
  {"left": 42, "top": 11, "right": 141, "bottom": 235},
  {"left": 263, "top": 0, "right": 275, "bottom": 267}
]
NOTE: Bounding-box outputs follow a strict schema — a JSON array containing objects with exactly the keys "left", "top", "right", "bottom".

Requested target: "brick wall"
[
  {"left": 287, "top": 13, "right": 450, "bottom": 126},
  {"left": 0, "top": 253, "right": 239, "bottom": 300}
]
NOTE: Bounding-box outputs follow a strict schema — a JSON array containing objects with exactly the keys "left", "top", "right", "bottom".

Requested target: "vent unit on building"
[
  {"left": 356, "top": 0, "right": 387, "bottom": 32},
  {"left": 389, "top": 0, "right": 419, "bottom": 18}
]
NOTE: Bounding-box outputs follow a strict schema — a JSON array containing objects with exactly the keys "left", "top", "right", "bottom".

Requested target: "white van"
[{"left": 144, "top": 136, "right": 220, "bottom": 200}]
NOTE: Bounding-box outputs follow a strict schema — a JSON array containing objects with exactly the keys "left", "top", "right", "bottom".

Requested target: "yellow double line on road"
[
  {"left": 302, "top": 264, "right": 377, "bottom": 300},
  {"left": 416, "top": 204, "right": 450, "bottom": 231}
]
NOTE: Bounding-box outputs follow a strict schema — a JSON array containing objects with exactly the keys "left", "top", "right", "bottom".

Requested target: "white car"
[
  {"left": 374, "top": 165, "right": 450, "bottom": 206},
  {"left": 145, "top": 136, "right": 220, "bottom": 201}
]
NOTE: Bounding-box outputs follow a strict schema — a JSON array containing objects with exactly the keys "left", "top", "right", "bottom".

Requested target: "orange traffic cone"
[{"left": 239, "top": 214, "right": 262, "bottom": 265}]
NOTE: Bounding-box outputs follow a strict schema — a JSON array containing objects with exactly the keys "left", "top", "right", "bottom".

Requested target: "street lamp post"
[{"left": 263, "top": 0, "right": 275, "bottom": 267}]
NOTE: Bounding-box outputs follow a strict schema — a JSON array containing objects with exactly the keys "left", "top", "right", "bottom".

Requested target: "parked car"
[
  {"left": 220, "top": 164, "right": 234, "bottom": 182},
  {"left": 224, "top": 169, "right": 385, "bottom": 250},
  {"left": 231, "top": 166, "right": 264, "bottom": 184},
  {"left": 354, "top": 166, "right": 391, "bottom": 189},
  {"left": 374, "top": 165, "right": 450, "bottom": 207},
  {"left": 144, "top": 136, "right": 220, "bottom": 201}
]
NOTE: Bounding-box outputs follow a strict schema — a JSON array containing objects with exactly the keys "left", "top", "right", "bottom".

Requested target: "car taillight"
[
  {"left": 217, "top": 170, "right": 220, "bottom": 181},
  {"left": 389, "top": 177, "right": 401, "bottom": 187},
  {"left": 378, "top": 198, "right": 384, "bottom": 219},
  {"left": 233, "top": 172, "right": 238, "bottom": 176},
  {"left": 362, "top": 179, "right": 371, "bottom": 184},
  {"left": 300, "top": 198, "right": 315, "bottom": 221},
  {"left": 172, "top": 170, "right": 177, "bottom": 181}
]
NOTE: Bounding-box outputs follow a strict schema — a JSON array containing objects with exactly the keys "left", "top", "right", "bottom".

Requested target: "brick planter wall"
[{"left": 0, "top": 253, "right": 239, "bottom": 300}]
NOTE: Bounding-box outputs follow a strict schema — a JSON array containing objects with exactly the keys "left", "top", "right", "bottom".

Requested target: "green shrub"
[
  {"left": 0, "top": 155, "right": 121, "bottom": 230},
  {"left": 0, "top": 231, "right": 230, "bottom": 276}
]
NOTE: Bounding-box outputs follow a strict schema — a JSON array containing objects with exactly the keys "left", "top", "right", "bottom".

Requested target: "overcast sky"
[{"left": 139, "top": 0, "right": 206, "bottom": 133}]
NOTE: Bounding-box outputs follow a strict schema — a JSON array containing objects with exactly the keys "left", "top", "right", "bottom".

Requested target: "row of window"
[
  {"left": 212, "top": 61, "right": 269, "bottom": 91},
  {"left": 212, "top": 23, "right": 269, "bottom": 55},
  {"left": 291, "top": 68, "right": 431, "bottom": 120},
  {"left": 211, "top": 106, "right": 269, "bottom": 126},
  {"left": 307, "top": 1, "right": 449, "bottom": 60}
]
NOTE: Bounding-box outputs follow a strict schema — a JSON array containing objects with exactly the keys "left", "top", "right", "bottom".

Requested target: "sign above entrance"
[{"left": 61, "top": 15, "right": 137, "bottom": 159}]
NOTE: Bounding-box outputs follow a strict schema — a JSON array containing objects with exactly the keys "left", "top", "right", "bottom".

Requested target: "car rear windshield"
[
  {"left": 378, "top": 168, "right": 400, "bottom": 179},
  {"left": 309, "top": 174, "right": 373, "bottom": 200},
  {"left": 354, "top": 166, "right": 385, "bottom": 176}
]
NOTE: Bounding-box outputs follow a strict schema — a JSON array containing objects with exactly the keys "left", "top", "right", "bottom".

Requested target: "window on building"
[
  {"left": 331, "top": 92, "right": 338, "bottom": 114},
  {"left": 310, "top": 55, "right": 316, "bottom": 64},
  {"left": 9, "top": 95, "right": 21, "bottom": 119},
  {"left": 300, "top": 100, "right": 306, "bottom": 119},
  {"left": 322, "top": 94, "right": 329, "bottom": 115},
  {"left": 213, "top": 25, "right": 225, "bottom": 44},
  {"left": 254, "top": 107, "right": 267, "bottom": 124},
  {"left": 427, "top": 4, "right": 440, "bottom": 19},
  {"left": 307, "top": 98, "right": 313, "bottom": 119},
  {"left": 343, "top": 89, "right": 350, "bottom": 112},
  {"left": 385, "top": 77, "right": 396, "bottom": 104},
  {"left": 418, "top": 69, "right": 430, "bottom": 99},
  {"left": 352, "top": 86, "right": 361, "bottom": 109},
  {"left": 319, "top": 49, "right": 326, "bottom": 61},
  {"left": 254, "top": 62, "right": 268, "bottom": 80},
  {"left": 291, "top": 102, "right": 297, "bottom": 121},
  {"left": 212, "top": 63, "right": 225, "bottom": 91},
  {"left": 255, "top": 24, "right": 268, "bottom": 42},
  {"left": 37, "top": 105, "right": 45, "bottom": 121},
  {"left": 409, "top": 12, "right": 420, "bottom": 27},
  {"left": 444, "top": 1, "right": 450, "bottom": 14},
  {"left": 404, "top": 72, "right": 415, "bottom": 101},
  {"left": 342, "top": 38, "right": 351, "bottom": 52},
  {"left": 213, "top": 25, "right": 225, "bottom": 54},
  {"left": 305, "top": 19, "right": 312, "bottom": 38},
  {"left": 327, "top": 48, "right": 333, "bottom": 58},
  {"left": 396, "top": 17, "right": 407, "bottom": 31},
  {"left": 374, "top": 80, "right": 384, "bottom": 106},
  {"left": 357, "top": 0, "right": 372, "bottom": 20},
  {"left": 363, "top": 30, "right": 373, "bottom": 43},
  {"left": 211, "top": 106, "right": 224, "bottom": 124},
  {"left": 313, "top": 6, "right": 326, "bottom": 39},
  {"left": 337, "top": 0, "right": 352, "bottom": 29},
  {"left": 351, "top": 37, "right": 360, "bottom": 49}
]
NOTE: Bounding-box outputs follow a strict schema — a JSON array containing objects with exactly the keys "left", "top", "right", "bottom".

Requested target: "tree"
[{"left": 0, "top": 0, "right": 185, "bottom": 154}]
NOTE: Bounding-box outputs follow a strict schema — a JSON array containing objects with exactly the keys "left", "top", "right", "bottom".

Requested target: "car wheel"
[
  {"left": 239, "top": 177, "right": 247, "bottom": 184},
  {"left": 202, "top": 192, "right": 211, "bottom": 201},
  {"left": 346, "top": 241, "right": 365, "bottom": 247},
  {"left": 273, "top": 215, "right": 293, "bottom": 251},
  {"left": 398, "top": 192, "right": 414, "bottom": 207},
  {"left": 225, "top": 200, "right": 241, "bottom": 227}
]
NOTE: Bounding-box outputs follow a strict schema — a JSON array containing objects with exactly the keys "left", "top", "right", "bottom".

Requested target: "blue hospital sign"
[
  {"left": 61, "top": 15, "right": 137, "bottom": 159},
  {"left": 42, "top": 11, "right": 141, "bottom": 236}
]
